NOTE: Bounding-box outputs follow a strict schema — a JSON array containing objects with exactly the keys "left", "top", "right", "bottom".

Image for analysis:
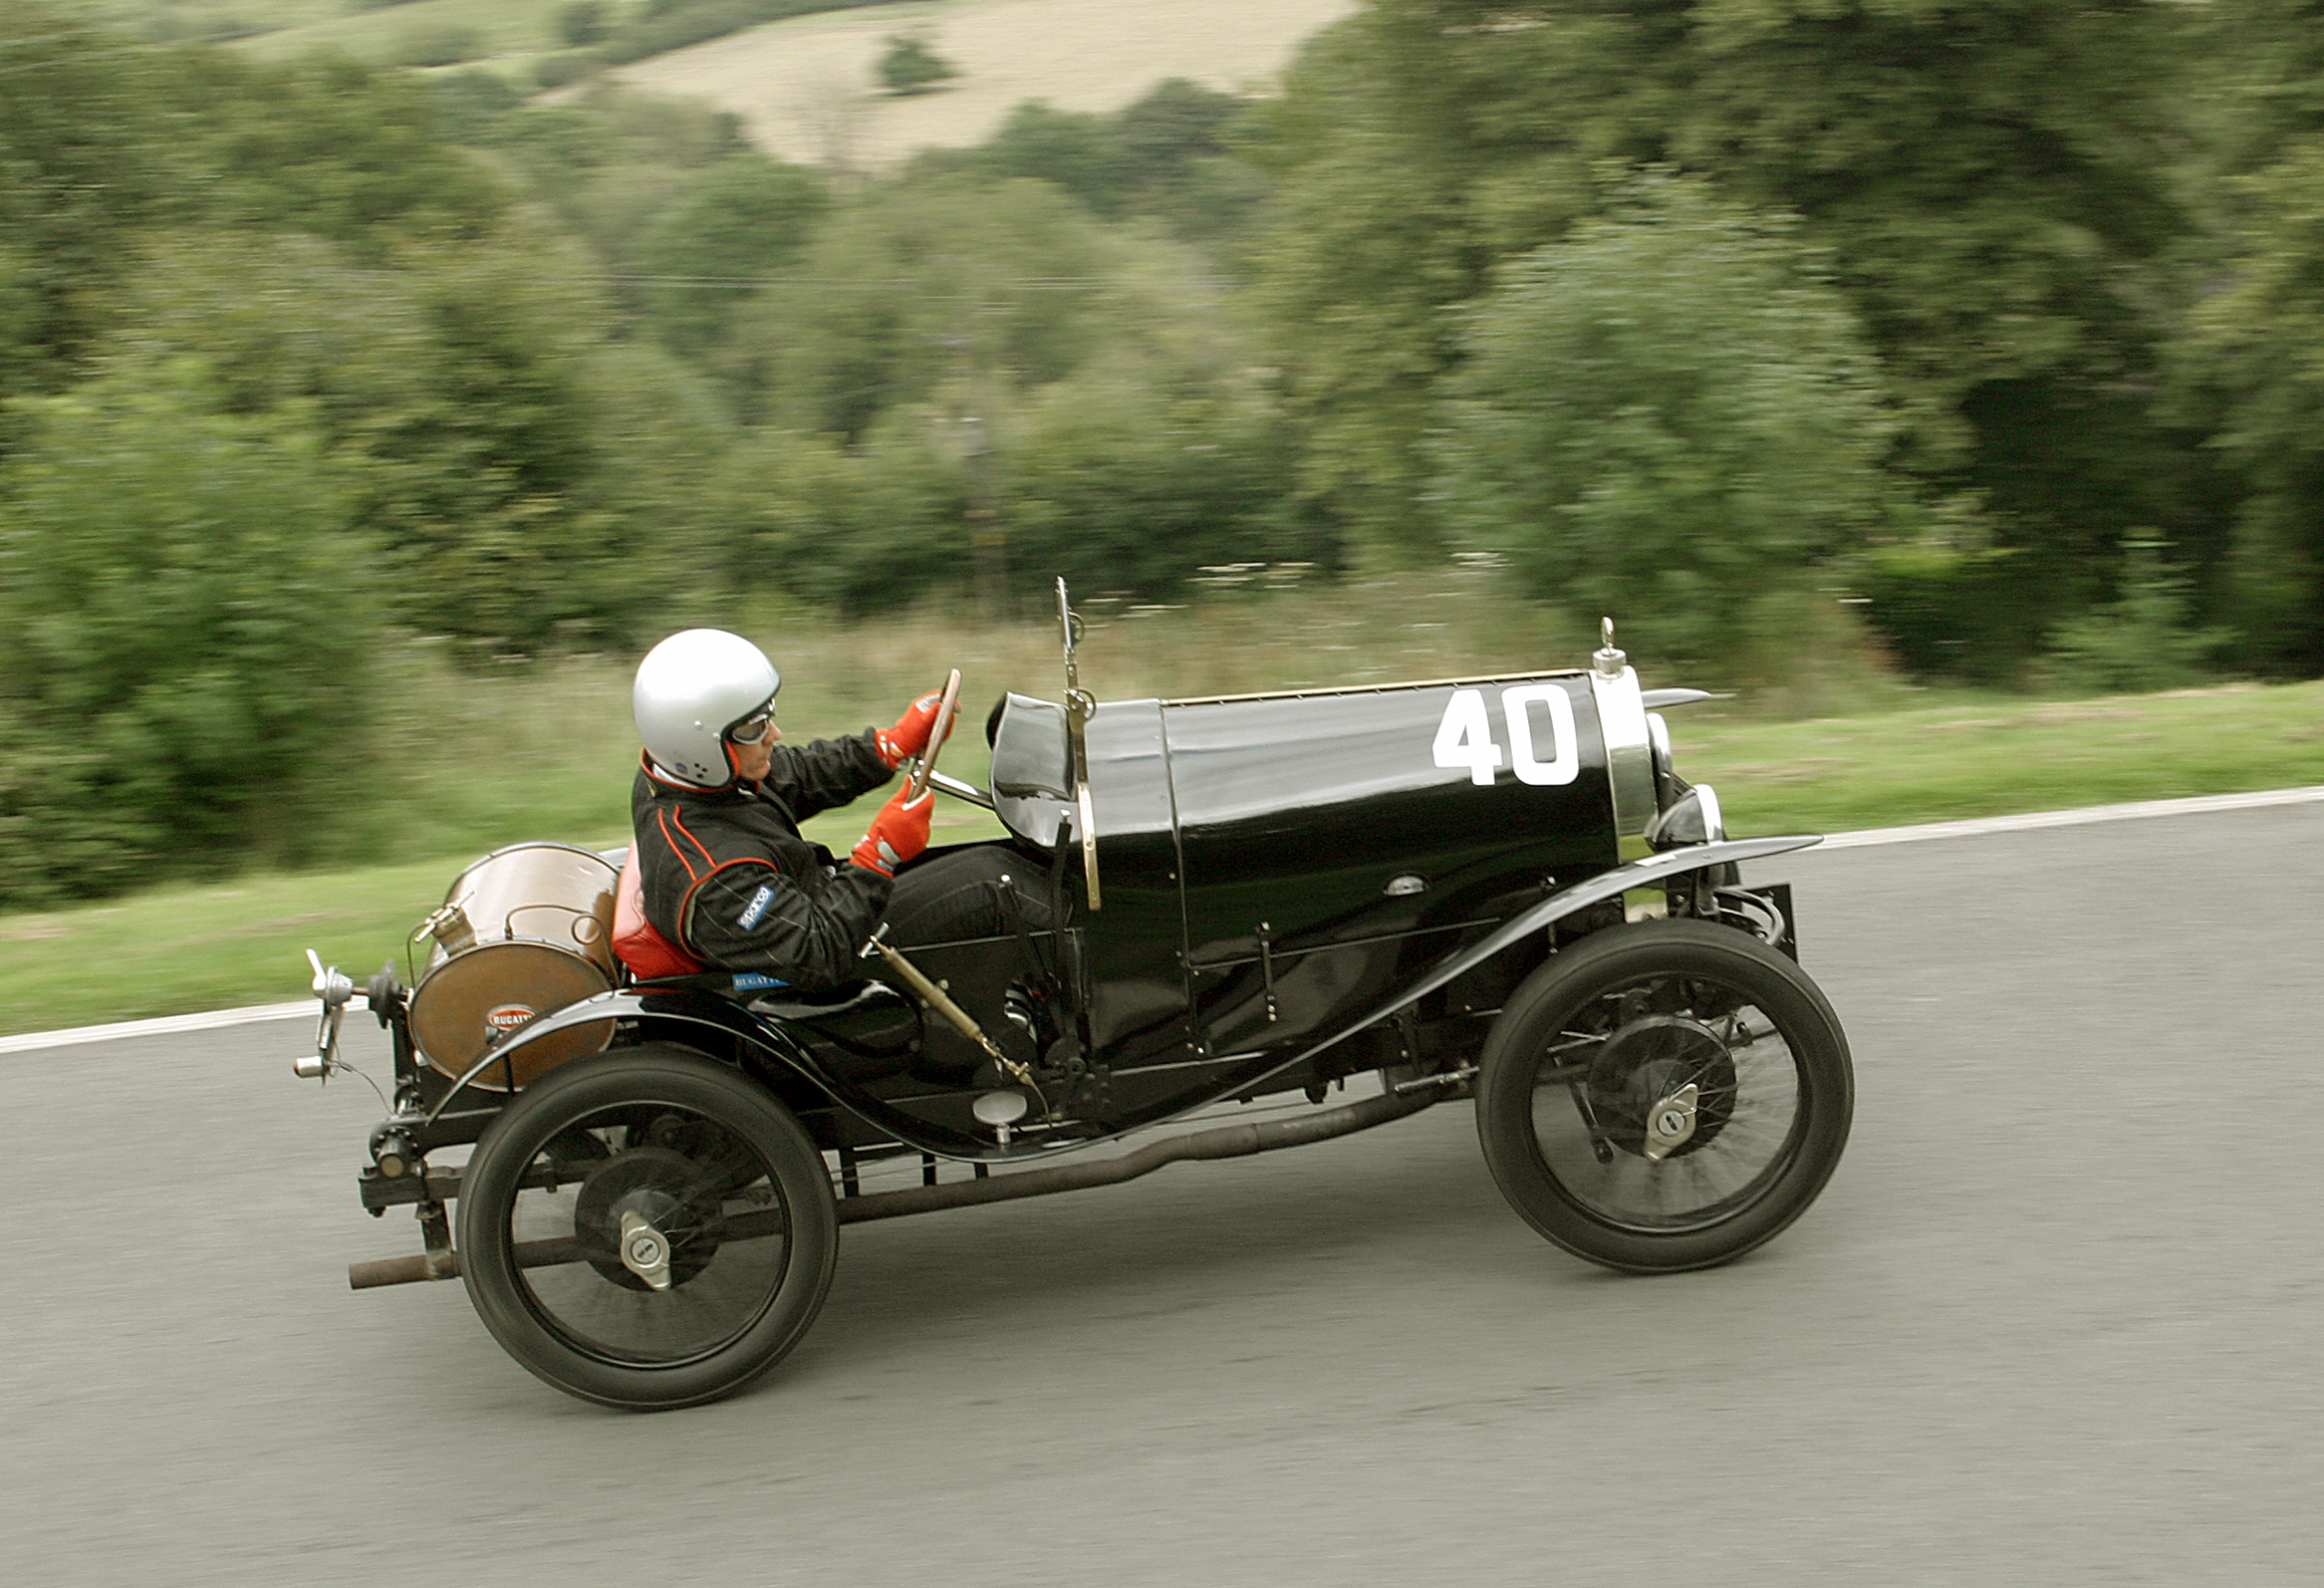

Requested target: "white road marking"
[
  {"left": 1815, "top": 783, "right": 2324, "bottom": 850},
  {"left": 6, "top": 783, "right": 2321, "bottom": 1053},
  {"left": 0, "top": 997, "right": 366, "bottom": 1056}
]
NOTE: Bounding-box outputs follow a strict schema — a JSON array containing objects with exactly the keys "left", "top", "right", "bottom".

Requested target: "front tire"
[
  {"left": 1475, "top": 919, "right": 1852, "bottom": 1273},
  {"left": 456, "top": 1044, "right": 839, "bottom": 1410}
]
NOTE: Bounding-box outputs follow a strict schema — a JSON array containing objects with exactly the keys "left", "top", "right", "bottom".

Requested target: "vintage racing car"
[{"left": 295, "top": 589, "right": 1853, "bottom": 1410}]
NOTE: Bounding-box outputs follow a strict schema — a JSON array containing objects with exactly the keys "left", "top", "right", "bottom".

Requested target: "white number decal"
[
  {"left": 1431, "top": 683, "right": 1578, "bottom": 787},
  {"left": 1501, "top": 682, "right": 1579, "bottom": 786},
  {"left": 1431, "top": 688, "right": 1504, "bottom": 786}
]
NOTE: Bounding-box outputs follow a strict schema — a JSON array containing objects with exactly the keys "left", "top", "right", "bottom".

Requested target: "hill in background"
[{"left": 605, "top": 0, "right": 1357, "bottom": 168}]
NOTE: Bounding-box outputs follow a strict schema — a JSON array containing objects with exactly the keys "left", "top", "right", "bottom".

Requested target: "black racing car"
[{"left": 296, "top": 589, "right": 1851, "bottom": 1409}]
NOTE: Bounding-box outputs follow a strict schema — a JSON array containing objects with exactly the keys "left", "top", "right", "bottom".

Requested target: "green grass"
[
  {"left": 1680, "top": 680, "right": 2324, "bottom": 836},
  {"left": 3, "top": 580, "right": 2320, "bottom": 1037}
]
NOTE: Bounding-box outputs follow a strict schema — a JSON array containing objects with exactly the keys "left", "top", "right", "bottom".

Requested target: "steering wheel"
[{"left": 906, "top": 668, "right": 965, "bottom": 800}]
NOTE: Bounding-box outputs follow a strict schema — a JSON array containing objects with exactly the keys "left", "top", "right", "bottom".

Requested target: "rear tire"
[
  {"left": 1475, "top": 919, "right": 1851, "bottom": 1273},
  {"left": 457, "top": 1044, "right": 838, "bottom": 1410}
]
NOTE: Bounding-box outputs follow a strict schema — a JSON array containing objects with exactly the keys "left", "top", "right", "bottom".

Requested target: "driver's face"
[{"left": 727, "top": 719, "right": 780, "bottom": 783}]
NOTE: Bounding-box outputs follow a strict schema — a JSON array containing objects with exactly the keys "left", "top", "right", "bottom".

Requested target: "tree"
[
  {"left": 1433, "top": 179, "right": 1905, "bottom": 674},
  {"left": 731, "top": 176, "right": 1114, "bottom": 438},
  {"left": 627, "top": 154, "right": 829, "bottom": 356},
  {"left": 1254, "top": 0, "right": 2196, "bottom": 653},
  {"left": 879, "top": 32, "right": 957, "bottom": 96},
  {"left": 558, "top": 2, "right": 612, "bottom": 47},
  {"left": 0, "top": 376, "right": 380, "bottom": 904},
  {"left": 2183, "top": 143, "right": 2324, "bottom": 671}
]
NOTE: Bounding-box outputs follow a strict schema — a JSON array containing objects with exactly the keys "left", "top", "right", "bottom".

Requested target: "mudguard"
[
  {"left": 1252, "top": 834, "right": 1822, "bottom": 1089},
  {"left": 424, "top": 979, "right": 851, "bottom": 1123}
]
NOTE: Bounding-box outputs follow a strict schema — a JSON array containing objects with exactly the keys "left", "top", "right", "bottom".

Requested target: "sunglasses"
[{"left": 725, "top": 708, "right": 776, "bottom": 746}]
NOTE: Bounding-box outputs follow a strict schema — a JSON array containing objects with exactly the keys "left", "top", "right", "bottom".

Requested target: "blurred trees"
[
  {"left": 1433, "top": 179, "right": 1905, "bottom": 675},
  {"left": 19, "top": 0, "right": 2324, "bottom": 903},
  {"left": 0, "top": 376, "right": 379, "bottom": 901},
  {"left": 1251, "top": 0, "right": 2202, "bottom": 676},
  {"left": 878, "top": 32, "right": 957, "bottom": 96}
]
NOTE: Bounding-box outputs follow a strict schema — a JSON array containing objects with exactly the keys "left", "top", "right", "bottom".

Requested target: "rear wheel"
[
  {"left": 456, "top": 1044, "right": 838, "bottom": 1410},
  {"left": 1475, "top": 919, "right": 1852, "bottom": 1273}
]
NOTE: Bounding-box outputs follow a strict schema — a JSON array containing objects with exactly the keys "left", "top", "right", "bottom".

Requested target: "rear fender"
[{"left": 423, "top": 983, "right": 832, "bottom": 1124}]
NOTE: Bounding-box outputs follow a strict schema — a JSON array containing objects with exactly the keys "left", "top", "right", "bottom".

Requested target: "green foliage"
[
  {"left": 2178, "top": 33, "right": 2324, "bottom": 674},
  {"left": 731, "top": 176, "right": 1115, "bottom": 436},
  {"left": 391, "top": 23, "right": 483, "bottom": 66},
  {"left": 1853, "top": 538, "right": 2035, "bottom": 685},
  {"left": 0, "top": 376, "right": 381, "bottom": 906},
  {"left": 878, "top": 31, "right": 955, "bottom": 96},
  {"left": 626, "top": 154, "right": 829, "bottom": 354},
  {"left": 429, "top": 69, "right": 525, "bottom": 142},
  {"left": 556, "top": 0, "right": 610, "bottom": 46},
  {"left": 1003, "top": 368, "right": 1310, "bottom": 600},
  {"left": 1433, "top": 179, "right": 1904, "bottom": 675},
  {"left": 1254, "top": 0, "right": 2197, "bottom": 598},
  {"left": 968, "top": 80, "right": 1268, "bottom": 241},
  {"left": 2046, "top": 537, "right": 2226, "bottom": 693}
]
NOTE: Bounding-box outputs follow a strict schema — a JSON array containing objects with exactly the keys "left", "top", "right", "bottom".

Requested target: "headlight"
[
  {"left": 1648, "top": 712, "right": 1676, "bottom": 809},
  {"left": 1646, "top": 783, "right": 1724, "bottom": 850}
]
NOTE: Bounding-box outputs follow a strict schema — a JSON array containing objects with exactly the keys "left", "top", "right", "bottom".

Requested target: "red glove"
[
  {"left": 876, "top": 689, "right": 952, "bottom": 770},
  {"left": 852, "top": 786, "right": 933, "bottom": 877}
]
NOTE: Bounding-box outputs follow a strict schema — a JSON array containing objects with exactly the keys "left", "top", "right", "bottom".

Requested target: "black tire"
[
  {"left": 456, "top": 1044, "right": 839, "bottom": 1410},
  {"left": 1475, "top": 919, "right": 1852, "bottom": 1274}
]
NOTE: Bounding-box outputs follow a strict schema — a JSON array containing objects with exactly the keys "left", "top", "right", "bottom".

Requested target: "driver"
[{"left": 627, "top": 629, "right": 1038, "bottom": 990}]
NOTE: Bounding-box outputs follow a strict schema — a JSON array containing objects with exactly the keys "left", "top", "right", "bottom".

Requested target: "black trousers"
[{"left": 883, "top": 845, "right": 1053, "bottom": 948}]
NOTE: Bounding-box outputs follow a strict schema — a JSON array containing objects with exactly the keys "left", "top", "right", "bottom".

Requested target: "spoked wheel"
[
  {"left": 1475, "top": 919, "right": 1852, "bottom": 1273},
  {"left": 456, "top": 1044, "right": 838, "bottom": 1410}
]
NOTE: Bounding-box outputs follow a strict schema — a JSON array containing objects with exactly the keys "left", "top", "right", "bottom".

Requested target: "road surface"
[{"left": 2, "top": 804, "right": 2316, "bottom": 1584}]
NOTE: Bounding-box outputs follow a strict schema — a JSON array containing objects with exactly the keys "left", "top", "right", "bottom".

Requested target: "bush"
[
  {"left": 557, "top": 1, "right": 611, "bottom": 47},
  {"left": 879, "top": 32, "right": 956, "bottom": 96},
  {"left": 0, "top": 380, "right": 382, "bottom": 906},
  {"left": 1433, "top": 177, "right": 1908, "bottom": 678},
  {"left": 2047, "top": 537, "right": 2227, "bottom": 694},
  {"left": 394, "top": 25, "right": 485, "bottom": 69},
  {"left": 533, "top": 52, "right": 598, "bottom": 90},
  {"left": 626, "top": 154, "right": 828, "bottom": 354}
]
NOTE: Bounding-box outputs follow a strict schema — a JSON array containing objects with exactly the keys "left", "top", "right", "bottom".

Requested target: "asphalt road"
[{"left": 3, "top": 806, "right": 2318, "bottom": 1586}]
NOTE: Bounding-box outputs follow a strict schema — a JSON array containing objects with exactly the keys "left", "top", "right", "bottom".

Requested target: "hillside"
[{"left": 605, "top": 0, "right": 1359, "bottom": 167}]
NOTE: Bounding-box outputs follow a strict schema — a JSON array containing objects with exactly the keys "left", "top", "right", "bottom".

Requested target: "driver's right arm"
[{"left": 680, "top": 859, "right": 891, "bottom": 988}]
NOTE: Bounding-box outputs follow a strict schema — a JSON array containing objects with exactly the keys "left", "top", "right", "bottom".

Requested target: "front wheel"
[
  {"left": 456, "top": 1044, "right": 839, "bottom": 1409},
  {"left": 1475, "top": 919, "right": 1852, "bottom": 1273}
]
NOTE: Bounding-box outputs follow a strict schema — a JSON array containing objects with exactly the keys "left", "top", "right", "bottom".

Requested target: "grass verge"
[{"left": 5, "top": 670, "right": 2318, "bottom": 1038}]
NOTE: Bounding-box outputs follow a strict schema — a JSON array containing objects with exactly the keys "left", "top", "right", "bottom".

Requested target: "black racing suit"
[{"left": 632, "top": 734, "right": 1039, "bottom": 992}]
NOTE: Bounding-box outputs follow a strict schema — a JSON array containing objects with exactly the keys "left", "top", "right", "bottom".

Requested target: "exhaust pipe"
[{"left": 349, "top": 1086, "right": 1438, "bottom": 1289}]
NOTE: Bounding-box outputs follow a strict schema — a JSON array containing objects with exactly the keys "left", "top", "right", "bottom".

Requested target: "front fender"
[{"left": 1265, "top": 834, "right": 1822, "bottom": 1084}]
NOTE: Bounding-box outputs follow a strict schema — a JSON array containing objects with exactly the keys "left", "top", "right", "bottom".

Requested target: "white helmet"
[{"left": 633, "top": 629, "right": 780, "bottom": 788}]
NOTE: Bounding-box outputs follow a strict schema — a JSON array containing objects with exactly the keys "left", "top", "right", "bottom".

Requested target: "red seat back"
[{"left": 613, "top": 847, "right": 707, "bottom": 980}]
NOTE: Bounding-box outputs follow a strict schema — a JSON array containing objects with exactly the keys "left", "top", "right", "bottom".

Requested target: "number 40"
[{"left": 1431, "top": 684, "right": 1579, "bottom": 787}]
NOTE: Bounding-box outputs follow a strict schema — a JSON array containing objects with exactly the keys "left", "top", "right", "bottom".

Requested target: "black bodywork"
[{"left": 355, "top": 669, "right": 1810, "bottom": 1213}]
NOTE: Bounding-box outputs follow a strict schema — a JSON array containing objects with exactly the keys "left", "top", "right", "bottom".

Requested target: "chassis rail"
[{"left": 349, "top": 1085, "right": 1440, "bottom": 1289}]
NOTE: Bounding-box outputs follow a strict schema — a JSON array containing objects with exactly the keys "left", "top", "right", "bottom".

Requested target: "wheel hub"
[
  {"left": 618, "top": 1209, "right": 673, "bottom": 1290},
  {"left": 1588, "top": 1013, "right": 1734, "bottom": 1161},
  {"left": 1642, "top": 1083, "right": 1699, "bottom": 1162},
  {"left": 574, "top": 1146, "right": 724, "bottom": 1292}
]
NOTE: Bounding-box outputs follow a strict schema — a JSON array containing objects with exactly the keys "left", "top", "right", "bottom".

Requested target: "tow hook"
[
  {"left": 1642, "top": 1083, "right": 1699, "bottom": 1162},
  {"left": 619, "top": 1210, "right": 673, "bottom": 1291}
]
